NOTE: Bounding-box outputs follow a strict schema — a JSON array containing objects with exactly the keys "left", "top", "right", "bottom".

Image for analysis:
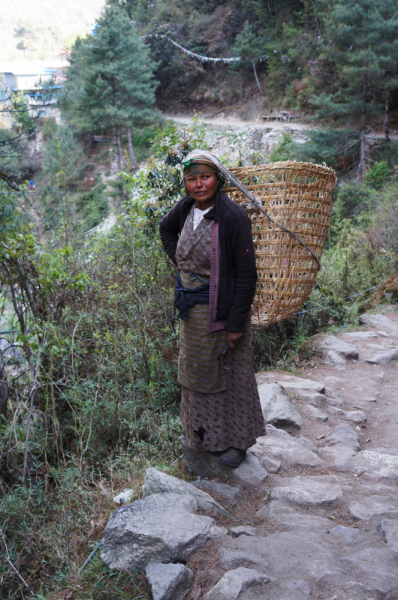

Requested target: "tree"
[
  {"left": 232, "top": 21, "right": 266, "bottom": 95},
  {"left": 65, "top": 5, "right": 159, "bottom": 204},
  {"left": 376, "top": 1, "right": 398, "bottom": 142},
  {"left": 315, "top": 0, "right": 398, "bottom": 180},
  {"left": 42, "top": 125, "right": 86, "bottom": 190}
]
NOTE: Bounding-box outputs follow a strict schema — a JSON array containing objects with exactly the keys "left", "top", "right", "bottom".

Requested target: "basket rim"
[{"left": 228, "top": 160, "right": 336, "bottom": 178}]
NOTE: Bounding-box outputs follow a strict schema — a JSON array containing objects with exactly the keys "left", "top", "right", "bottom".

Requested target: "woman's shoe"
[{"left": 219, "top": 447, "right": 246, "bottom": 468}]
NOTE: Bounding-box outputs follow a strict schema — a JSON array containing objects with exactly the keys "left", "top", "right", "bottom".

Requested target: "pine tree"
[
  {"left": 376, "top": 0, "right": 398, "bottom": 142},
  {"left": 232, "top": 21, "right": 266, "bottom": 95},
  {"left": 315, "top": 0, "right": 398, "bottom": 180},
  {"left": 65, "top": 5, "right": 159, "bottom": 202}
]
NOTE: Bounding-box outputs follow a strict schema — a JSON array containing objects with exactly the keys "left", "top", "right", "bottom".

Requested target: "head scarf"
[{"left": 182, "top": 151, "right": 220, "bottom": 178}]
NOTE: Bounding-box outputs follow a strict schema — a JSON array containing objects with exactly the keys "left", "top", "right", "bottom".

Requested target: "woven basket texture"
[{"left": 224, "top": 161, "right": 336, "bottom": 326}]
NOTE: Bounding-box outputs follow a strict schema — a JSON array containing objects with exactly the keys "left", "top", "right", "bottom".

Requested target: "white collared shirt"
[{"left": 193, "top": 206, "right": 212, "bottom": 230}]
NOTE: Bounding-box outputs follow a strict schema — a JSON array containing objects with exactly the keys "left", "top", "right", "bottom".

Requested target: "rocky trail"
[
  {"left": 100, "top": 310, "right": 398, "bottom": 600},
  {"left": 167, "top": 114, "right": 398, "bottom": 141}
]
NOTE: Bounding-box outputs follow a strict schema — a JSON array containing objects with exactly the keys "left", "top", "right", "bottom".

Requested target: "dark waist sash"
[{"left": 174, "top": 271, "right": 210, "bottom": 321}]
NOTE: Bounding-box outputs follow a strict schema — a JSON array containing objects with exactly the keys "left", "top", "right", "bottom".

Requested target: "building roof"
[{"left": 0, "top": 60, "right": 68, "bottom": 76}]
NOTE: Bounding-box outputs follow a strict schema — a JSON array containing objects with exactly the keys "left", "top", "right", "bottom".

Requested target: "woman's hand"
[{"left": 227, "top": 331, "right": 243, "bottom": 348}]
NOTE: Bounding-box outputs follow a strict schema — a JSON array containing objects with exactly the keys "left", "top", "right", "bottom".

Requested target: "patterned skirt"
[{"left": 178, "top": 274, "right": 266, "bottom": 453}]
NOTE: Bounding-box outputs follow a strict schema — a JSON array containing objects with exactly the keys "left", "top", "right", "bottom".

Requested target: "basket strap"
[{"left": 187, "top": 150, "right": 322, "bottom": 271}]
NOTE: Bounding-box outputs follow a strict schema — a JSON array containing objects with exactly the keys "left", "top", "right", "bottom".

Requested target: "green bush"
[{"left": 365, "top": 160, "right": 391, "bottom": 190}]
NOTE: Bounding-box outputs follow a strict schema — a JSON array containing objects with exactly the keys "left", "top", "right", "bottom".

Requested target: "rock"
[
  {"left": 181, "top": 437, "right": 267, "bottom": 484},
  {"left": 256, "top": 373, "right": 325, "bottom": 393},
  {"left": 249, "top": 429, "right": 323, "bottom": 470},
  {"left": 340, "top": 409, "right": 367, "bottom": 424},
  {"left": 345, "top": 450, "right": 398, "bottom": 480},
  {"left": 306, "top": 404, "right": 328, "bottom": 422},
  {"left": 379, "top": 519, "right": 398, "bottom": 556},
  {"left": 100, "top": 493, "right": 226, "bottom": 570},
  {"left": 257, "top": 454, "right": 281, "bottom": 473},
  {"left": 324, "top": 350, "right": 347, "bottom": 366},
  {"left": 142, "top": 468, "right": 224, "bottom": 515},
  {"left": 258, "top": 383, "right": 302, "bottom": 430},
  {"left": 330, "top": 525, "right": 363, "bottom": 544},
  {"left": 145, "top": 563, "right": 194, "bottom": 600},
  {"left": 327, "top": 392, "right": 345, "bottom": 407},
  {"left": 378, "top": 331, "right": 389, "bottom": 337},
  {"left": 113, "top": 489, "right": 135, "bottom": 505},
  {"left": 297, "top": 434, "right": 318, "bottom": 453},
  {"left": 232, "top": 452, "right": 268, "bottom": 485},
  {"left": 359, "top": 313, "right": 398, "bottom": 330},
  {"left": 277, "top": 580, "right": 311, "bottom": 599},
  {"left": 341, "top": 547, "right": 398, "bottom": 595},
  {"left": 278, "top": 377, "right": 325, "bottom": 394},
  {"left": 231, "top": 526, "right": 256, "bottom": 538},
  {"left": 256, "top": 500, "right": 332, "bottom": 530},
  {"left": 318, "top": 446, "right": 357, "bottom": 470},
  {"left": 349, "top": 496, "right": 398, "bottom": 520},
  {"left": 218, "top": 531, "right": 338, "bottom": 591},
  {"left": 319, "top": 336, "right": 359, "bottom": 359},
  {"left": 191, "top": 480, "right": 242, "bottom": 505},
  {"left": 270, "top": 475, "right": 343, "bottom": 507},
  {"left": 325, "top": 424, "right": 360, "bottom": 451},
  {"left": 218, "top": 547, "right": 261, "bottom": 569},
  {"left": 204, "top": 567, "right": 269, "bottom": 600},
  {"left": 345, "top": 331, "right": 378, "bottom": 339},
  {"left": 294, "top": 390, "right": 327, "bottom": 407},
  {"left": 366, "top": 348, "right": 398, "bottom": 365}
]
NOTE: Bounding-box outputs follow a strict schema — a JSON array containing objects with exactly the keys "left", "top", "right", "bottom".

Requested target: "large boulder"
[
  {"left": 318, "top": 336, "right": 359, "bottom": 359},
  {"left": 359, "top": 313, "right": 398, "bottom": 330},
  {"left": 258, "top": 383, "right": 302, "bottom": 430},
  {"left": 100, "top": 493, "right": 226, "bottom": 571},
  {"left": 142, "top": 468, "right": 224, "bottom": 515}
]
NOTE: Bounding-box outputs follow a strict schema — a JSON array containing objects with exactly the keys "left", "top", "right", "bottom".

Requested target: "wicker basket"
[{"left": 224, "top": 161, "right": 336, "bottom": 326}]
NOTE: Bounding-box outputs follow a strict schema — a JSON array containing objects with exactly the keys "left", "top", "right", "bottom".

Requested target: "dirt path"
[
  {"left": 166, "top": 113, "right": 398, "bottom": 140},
  {"left": 100, "top": 309, "right": 398, "bottom": 600},
  {"left": 185, "top": 309, "right": 398, "bottom": 599}
]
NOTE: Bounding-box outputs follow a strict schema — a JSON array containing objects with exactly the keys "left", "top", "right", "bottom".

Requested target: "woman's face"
[{"left": 185, "top": 172, "right": 218, "bottom": 209}]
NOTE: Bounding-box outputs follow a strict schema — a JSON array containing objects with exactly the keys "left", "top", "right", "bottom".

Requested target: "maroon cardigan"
[{"left": 159, "top": 189, "right": 257, "bottom": 332}]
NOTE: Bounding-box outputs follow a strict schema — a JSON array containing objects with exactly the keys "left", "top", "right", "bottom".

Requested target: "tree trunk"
[
  {"left": 252, "top": 59, "right": 263, "bottom": 95},
  {"left": 0, "top": 354, "right": 7, "bottom": 421},
  {"left": 127, "top": 129, "right": 138, "bottom": 169},
  {"left": 357, "top": 76, "right": 367, "bottom": 182},
  {"left": 117, "top": 128, "right": 128, "bottom": 169},
  {"left": 384, "top": 89, "right": 390, "bottom": 142},
  {"left": 115, "top": 125, "right": 124, "bottom": 206}
]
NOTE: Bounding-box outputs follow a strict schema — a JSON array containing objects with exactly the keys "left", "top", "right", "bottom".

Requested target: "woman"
[{"left": 159, "top": 150, "right": 265, "bottom": 468}]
